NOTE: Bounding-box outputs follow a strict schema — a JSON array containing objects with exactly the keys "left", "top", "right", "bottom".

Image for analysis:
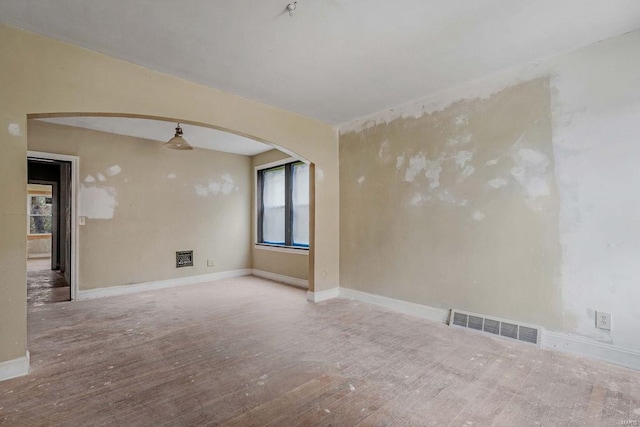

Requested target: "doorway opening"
[{"left": 27, "top": 155, "right": 76, "bottom": 305}]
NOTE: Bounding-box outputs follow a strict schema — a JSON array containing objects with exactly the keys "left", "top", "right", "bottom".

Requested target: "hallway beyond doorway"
[{"left": 27, "top": 258, "right": 70, "bottom": 306}]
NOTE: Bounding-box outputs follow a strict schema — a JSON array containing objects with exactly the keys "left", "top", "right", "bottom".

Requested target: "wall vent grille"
[
  {"left": 176, "top": 250, "right": 194, "bottom": 268},
  {"left": 449, "top": 309, "right": 541, "bottom": 346}
]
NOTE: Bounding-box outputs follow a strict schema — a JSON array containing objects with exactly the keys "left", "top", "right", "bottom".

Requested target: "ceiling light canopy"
[
  {"left": 164, "top": 123, "right": 193, "bottom": 150},
  {"left": 286, "top": 2, "right": 297, "bottom": 17}
]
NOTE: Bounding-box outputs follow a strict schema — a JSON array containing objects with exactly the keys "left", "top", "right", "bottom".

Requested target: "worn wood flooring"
[
  {"left": 27, "top": 258, "right": 70, "bottom": 306},
  {"left": 2, "top": 276, "right": 639, "bottom": 426}
]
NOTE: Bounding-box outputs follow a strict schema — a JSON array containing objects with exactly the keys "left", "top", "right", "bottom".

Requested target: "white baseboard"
[
  {"left": 0, "top": 352, "right": 30, "bottom": 382},
  {"left": 542, "top": 331, "right": 640, "bottom": 371},
  {"left": 77, "top": 269, "right": 252, "bottom": 300},
  {"left": 307, "top": 287, "right": 340, "bottom": 302},
  {"left": 339, "top": 288, "right": 450, "bottom": 324},
  {"left": 251, "top": 269, "right": 308, "bottom": 289}
]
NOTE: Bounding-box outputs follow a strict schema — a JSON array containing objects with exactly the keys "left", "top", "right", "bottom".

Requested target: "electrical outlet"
[
  {"left": 596, "top": 311, "right": 611, "bottom": 331},
  {"left": 207, "top": 259, "right": 215, "bottom": 267}
]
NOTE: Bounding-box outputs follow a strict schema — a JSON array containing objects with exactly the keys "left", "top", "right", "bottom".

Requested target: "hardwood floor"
[
  {"left": 2, "top": 276, "right": 639, "bottom": 425},
  {"left": 27, "top": 258, "right": 70, "bottom": 306}
]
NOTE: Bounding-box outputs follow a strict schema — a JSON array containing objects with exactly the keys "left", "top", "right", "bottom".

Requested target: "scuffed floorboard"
[{"left": 1, "top": 276, "right": 639, "bottom": 425}]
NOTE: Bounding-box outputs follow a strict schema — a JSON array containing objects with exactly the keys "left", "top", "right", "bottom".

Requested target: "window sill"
[
  {"left": 254, "top": 244, "right": 309, "bottom": 255},
  {"left": 27, "top": 234, "right": 52, "bottom": 240}
]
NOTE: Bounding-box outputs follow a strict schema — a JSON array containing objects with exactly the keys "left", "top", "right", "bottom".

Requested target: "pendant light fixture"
[{"left": 164, "top": 123, "right": 193, "bottom": 150}]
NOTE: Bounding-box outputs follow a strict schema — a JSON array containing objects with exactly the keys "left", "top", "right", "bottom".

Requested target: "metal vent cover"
[
  {"left": 176, "top": 250, "right": 194, "bottom": 268},
  {"left": 449, "top": 309, "right": 541, "bottom": 346}
]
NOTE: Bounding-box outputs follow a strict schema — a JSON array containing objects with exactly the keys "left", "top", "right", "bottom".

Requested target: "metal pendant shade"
[{"left": 164, "top": 123, "right": 193, "bottom": 150}]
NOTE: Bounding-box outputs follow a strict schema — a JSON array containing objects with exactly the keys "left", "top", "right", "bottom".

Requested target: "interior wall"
[
  {"left": 251, "top": 149, "right": 309, "bottom": 281},
  {"left": 340, "top": 78, "right": 562, "bottom": 328},
  {"left": 0, "top": 24, "right": 338, "bottom": 365},
  {"left": 29, "top": 120, "right": 251, "bottom": 290},
  {"left": 339, "top": 29, "right": 640, "bottom": 352}
]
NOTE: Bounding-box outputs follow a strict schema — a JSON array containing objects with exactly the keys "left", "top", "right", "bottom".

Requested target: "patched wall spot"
[
  {"left": 79, "top": 184, "right": 118, "bottom": 219},
  {"left": 107, "top": 165, "right": 122, "bottom": 176},
  {"left": 404, "top": 153, "right": 427, "bottom": 182},
  {"left": 488, "top": 177, "right": 508, "bottom": 189},
  {"left": 7, "top": 123, "right": 21, "bottom": 136},
  {"left": 472, "top": 211, "right": 485, "bottom": 221}
]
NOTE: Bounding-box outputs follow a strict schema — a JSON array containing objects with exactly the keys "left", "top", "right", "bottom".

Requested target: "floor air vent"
[{"left": 449, "top": 309, "right": 541, "bottom": 346}]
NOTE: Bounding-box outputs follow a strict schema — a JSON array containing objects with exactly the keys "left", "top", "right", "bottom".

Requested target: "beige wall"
[
  {"left": 340, "top": 29, "right": 640, "bottom": 353},
  {"left": 27, "top": 238, "right": 51, "bottom": 258},
  {"left": 0, "top": 24, "right": 338, "bottom": 364},
  {"left": 340, "top": 78, "right": 562, "bottom": 328},
  {"left": 29, "top": 120, "right": 251, "bottom": 289},
  {"left": 251, "top": 150, "right": 309, "bottom": 281}
]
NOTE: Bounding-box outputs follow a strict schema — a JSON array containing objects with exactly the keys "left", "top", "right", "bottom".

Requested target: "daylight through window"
[{"left": 258, "top": 161, "right": 309, "bottom": 248}]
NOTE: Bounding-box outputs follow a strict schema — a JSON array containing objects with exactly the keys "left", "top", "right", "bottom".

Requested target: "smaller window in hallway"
[{"left": 28, "top": 191, "right": 53, "bottom": 235}]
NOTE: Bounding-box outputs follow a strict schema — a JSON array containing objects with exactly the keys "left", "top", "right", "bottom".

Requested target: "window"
[
  {"left": 257, "top": 161, "right": 309, "bottom": 248},
  {"left": 28, "top": 194, "right": 53, "bottom": 235}
]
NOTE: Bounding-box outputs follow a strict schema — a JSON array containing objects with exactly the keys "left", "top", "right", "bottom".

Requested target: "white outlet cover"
[{"left": 596, "top": 311, "right": 611, "bottom": 331}]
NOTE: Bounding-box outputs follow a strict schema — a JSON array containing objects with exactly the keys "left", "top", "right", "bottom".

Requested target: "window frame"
[
  {"left": 255, "top": 158, "right": 309, "bottom": 252},
  {"left": 27, "top": 191, "right": 53, "bottom": 237}
]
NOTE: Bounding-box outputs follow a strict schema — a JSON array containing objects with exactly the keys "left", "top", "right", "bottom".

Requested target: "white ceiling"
[
  {"left": 3, "top": 1, "right": 640, "bottom": 124},
  {"left": 37, "top": 117, "right": 272, "bottom": 156}
]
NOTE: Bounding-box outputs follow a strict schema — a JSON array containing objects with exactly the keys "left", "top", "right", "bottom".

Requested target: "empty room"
[{"left": 1, "top": 1, "right": 640, "bottom": 425}]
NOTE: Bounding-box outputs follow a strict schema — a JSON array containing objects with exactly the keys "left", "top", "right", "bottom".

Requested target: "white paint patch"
[
  {"left": 455, "top": 115, "right": 469, "bottom": 127},
  {"left": 106, "top": 165, "right": 122, "bottom": 176},
  {"left": 488, "top": 177, "right": 508, "bottom": 189},
  {"left": 84, "top": 175, "right": 96, "bottom": 183},
  {"left": 349, "top": 384, "right": 356, "bottom": 391},
  {"left": 396, "top": 155, "right": 405, "bottom": 170},
  {"left": 378, "top": 139, "right": 393, "bottom": 165},
  {"left": 404, "top": 153, "right": 427, "bottom": 182},
  {"left": 447, "top": 133, "right": 472, "bottom": 147},
  {"left": 196, "top": 174, "right": 237, "bottom": 197},
  {"left": 510, "top": 144, "right": 550, "bottom": 209},
  {"left": 410, "top": 193, "right": 431, "bottom": 206},
  {"left": 454, "top": 150, "right": 474, "bottom": 169},
  {"left": 208, "top": 181, "right": 221, "bottom": 195},
  {"left": 486, "top": 158, "right": 499, "bottom": 166},
  {"left": 78, "top": 184, "right": 118, "bottom": 219},
  {"left": 221, "top": 173, "right": 235, "bottom": 195},
  {"left": 316, "top": 168, "right": 324, "bottom": 183},
  {"left": 357, "top": 176, "right": 365, "bottom": 185},
  {"left": 424, "top": 157, "right": 444, "bottom": 189},
  {"left": 97, "top": 173, "right": 106, "bottom": 182},
  {"left": 437, "top": 190, "right": 468, "bottom": 207},
  {"left": 458, "top": 165, "right": 475, "bottom": 182},
  {"left": 167, "top": 173, "right": 177, "bottom": 179},
  {"left": 194, "top": 184, "right": 208, "bottom": 197},
  {"left": 445, "top": 138, "right": 459, "bottom": 147},
  {"left": 473, "top": 211, "right": 485, "bottom": 221},
  {"left": 8, "top": 123, "right": 21, "bottom": 136}
]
